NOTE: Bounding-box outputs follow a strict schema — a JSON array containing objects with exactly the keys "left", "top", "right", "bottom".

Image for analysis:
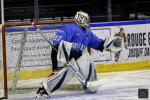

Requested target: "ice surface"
[{"left": 8, "top": 70, "right": 150, "bottom": 100}]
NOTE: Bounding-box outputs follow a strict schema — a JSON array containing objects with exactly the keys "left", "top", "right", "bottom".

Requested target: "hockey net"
[
  {"left": 1, "top": 19, "right": 82, "bottom": 98},
  {"left": 0, "top": 27, "right": 5, "bottom": 99}
]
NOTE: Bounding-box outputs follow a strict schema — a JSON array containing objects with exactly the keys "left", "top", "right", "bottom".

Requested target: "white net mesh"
[
  {"left": 5, "top": 24, "right": 59, "bottom": 94},
  {"left": 3, "top": 23, "right": 81, "bottom": 95}
]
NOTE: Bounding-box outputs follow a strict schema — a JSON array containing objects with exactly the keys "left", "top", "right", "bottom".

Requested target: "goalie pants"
[{"left": 51, "top": 45, "right": 59, "bottom": 71}]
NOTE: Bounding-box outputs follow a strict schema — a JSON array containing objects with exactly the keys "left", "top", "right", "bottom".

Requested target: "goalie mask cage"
[{"left": 0, "top": 19, "right": 83, "bottom": 99}]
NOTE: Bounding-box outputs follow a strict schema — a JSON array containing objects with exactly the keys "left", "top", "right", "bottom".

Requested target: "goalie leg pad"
[
  {"left": 76, "top": 51, "right": 97, "bottom": 81},
  {"left": 42, "top": 67, "right": 74, "bottom": 95}
]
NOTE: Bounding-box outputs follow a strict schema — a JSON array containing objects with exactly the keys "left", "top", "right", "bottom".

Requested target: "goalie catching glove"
[{"left": 103, "top": 36, "right": 123, "bottom": 53}]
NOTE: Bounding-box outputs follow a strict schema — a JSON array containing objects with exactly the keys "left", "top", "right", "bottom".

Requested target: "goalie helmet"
[{"left": 74, "top": 11, "right": 90, "bottom": 28}]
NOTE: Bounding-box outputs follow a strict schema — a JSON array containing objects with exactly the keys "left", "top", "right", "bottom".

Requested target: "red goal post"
[{"left": 0, "top": 19, "right": 74, "bottom": 99}]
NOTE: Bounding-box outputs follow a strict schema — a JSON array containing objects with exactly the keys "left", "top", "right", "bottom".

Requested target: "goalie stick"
[
  {"left": 32, "top": 23, "right": 57, "bottom": 52},
  {"left": 32, "top": 22, "right": 101, "bottom": 93}
]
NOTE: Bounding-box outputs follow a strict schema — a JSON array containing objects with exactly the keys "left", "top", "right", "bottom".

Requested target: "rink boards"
[
  {"left": 90, "top": 20, "right": 150, "bottom": 73},
  {"left": 1, "top": 20, "right": 150, "bottom": 81}
]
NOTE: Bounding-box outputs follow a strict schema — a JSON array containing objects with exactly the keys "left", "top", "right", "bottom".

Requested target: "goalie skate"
[{"left": 36, "top": 86, "right": 50, "bottom": 99}]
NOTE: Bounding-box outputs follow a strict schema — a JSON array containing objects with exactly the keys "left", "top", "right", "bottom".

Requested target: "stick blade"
[{"left": 86, "top": 80, "right": 102, "bottom": 93}]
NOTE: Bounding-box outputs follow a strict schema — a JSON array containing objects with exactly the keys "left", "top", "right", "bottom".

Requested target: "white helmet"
[{"left": 74, "top": 11, "right": 90, "bottom": 28}]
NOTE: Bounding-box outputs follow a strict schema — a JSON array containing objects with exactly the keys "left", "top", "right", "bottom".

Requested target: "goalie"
[{"left": 36, "top": 11, "right": 122, "bottom": 97}]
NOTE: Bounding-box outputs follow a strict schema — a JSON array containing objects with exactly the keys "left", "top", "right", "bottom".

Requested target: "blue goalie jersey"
[{"left": 52, "top": 23, "right": 104, "bottom": 53}]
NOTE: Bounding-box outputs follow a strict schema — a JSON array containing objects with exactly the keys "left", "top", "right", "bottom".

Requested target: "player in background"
[
  {"left": 114, "top": 27, "right": 128, "bottom": 62},
  {"left": 36, "top": 11, "right": 122, "bottom": 97}
]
